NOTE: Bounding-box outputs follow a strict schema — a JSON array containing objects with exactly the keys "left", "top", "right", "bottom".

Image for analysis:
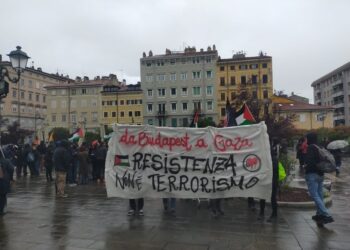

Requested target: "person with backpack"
[{"left": 305, "top": 132, "right": 334, "bottom": 225}]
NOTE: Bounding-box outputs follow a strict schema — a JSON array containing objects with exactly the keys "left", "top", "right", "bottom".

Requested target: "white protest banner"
[{"left": 105, "top": 122, "right": 272, "bottom": 200}]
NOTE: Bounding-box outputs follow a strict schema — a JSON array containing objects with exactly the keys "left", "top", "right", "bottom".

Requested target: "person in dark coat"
[
  {"left": 305, "top": 132, "right": 334, "bottom": 225},
  {"left": 77, "top": 144, "right": 89, "bottom": 185},
  {"left": 329, "top": 149, "right": 342, "bottom": 176},
  {"left": 0, "top": 155, "right": 12, "bottom": 215},
  {"left": 44, "top": 143, "right": 54, "bottom": 182},
  {"left": 53, "top": 140, "right": 71, "bottom": 197}
]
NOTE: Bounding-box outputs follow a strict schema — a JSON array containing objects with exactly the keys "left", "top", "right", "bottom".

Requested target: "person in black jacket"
[
  {"left": 305, "top": 132, "right": 334, "bottom": 225},
  {"left": 53, "top": 140, "right": 71, "bottom": 198},
  {"left": 0, "top": 154, "right": 12, "bottom": 215},
  {"left": 329, "top": 149, "right": 342, "bottom": 176}
]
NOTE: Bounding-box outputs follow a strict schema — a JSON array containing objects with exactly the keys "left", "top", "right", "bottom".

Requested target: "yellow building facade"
[
  {"left": 272, "top": 96, "right": 334, "bottom": 129},
  {"left": 216, "top": 53, "right": 273, "bottom": 122},
  {"left": 101, "top": 84, "right": 143, "bottom": 130}
]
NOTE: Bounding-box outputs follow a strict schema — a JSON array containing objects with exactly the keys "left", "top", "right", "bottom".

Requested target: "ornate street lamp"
[
  {"left": 0, "top": 46, "right": 30, "bottom": 131},
  {"left": 0, "top": 46, "right": 30, "bottom": 84}
]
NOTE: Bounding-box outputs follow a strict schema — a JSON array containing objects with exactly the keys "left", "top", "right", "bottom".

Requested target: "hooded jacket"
[{"left": 304, "top": 132, "right": 323, "bottom": 176}]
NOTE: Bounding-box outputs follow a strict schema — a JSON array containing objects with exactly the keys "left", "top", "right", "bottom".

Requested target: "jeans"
[
  {"left": 305, "top": 173, "right": 330, "bottom": 217},
  {"left": 68, "top": 163, "right": 78, "bottom": 184},
  {"left": 0, "top": 194, "right": 7, "bottom": 214},
  {"left": 129, "top": 199, "right": 144, "bottom": 211},
  {"left": 56, "top": 171, "right": 67, "bottom": 196},
  {"left": 163, "top": 198, "right": 176, "bottom": 210}
]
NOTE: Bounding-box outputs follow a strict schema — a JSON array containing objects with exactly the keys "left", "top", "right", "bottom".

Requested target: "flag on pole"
[
  {"left": 190, "top": 110, "right": 200, "bottom": 127},
  {"left": 235, "top": 103, "right": 256, "bottom": 125},
  {"left": 69, "top": 128, "right": 84, "bottom": 142}
]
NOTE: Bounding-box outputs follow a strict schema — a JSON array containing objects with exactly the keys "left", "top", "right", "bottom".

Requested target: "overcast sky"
[{"left": 1, "top": 0, "right": 350, "bottom": 102}]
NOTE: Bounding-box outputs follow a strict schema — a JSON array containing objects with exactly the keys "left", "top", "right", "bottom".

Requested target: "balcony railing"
[{"left": 156, "top": 110, "right": 168, "bottom": 117}]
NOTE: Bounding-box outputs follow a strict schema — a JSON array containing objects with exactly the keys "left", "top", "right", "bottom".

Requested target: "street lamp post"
[{"left": 0, "top": 46, "right": 29, "bottom": 143}]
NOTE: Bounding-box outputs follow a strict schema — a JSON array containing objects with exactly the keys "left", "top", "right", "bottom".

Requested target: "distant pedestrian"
[
  {"left": 77, "top": 144, "right": 89, "bottom": 185},
  {"left": 53, "top": 140, "right": 71, "bottom": 198},
  {"left": 44, "top": 143, "right": 54, "bottom": 182},
  {"left": 329, "top": 149, "right": 342, "bottom": 176},
  {"left": 305, "top": 132, "right": 334, "bottom": 225}
]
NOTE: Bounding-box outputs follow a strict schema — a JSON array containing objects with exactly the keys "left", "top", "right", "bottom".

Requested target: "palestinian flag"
[
  {"left": 235, "top": 103, "right": 256, "bottom": 125},
  {"left": 69, "top": 128, "right": 84, "bottom": 142},
  {"left": 114, "top": 155, "right": 130, "bottom": 167}
]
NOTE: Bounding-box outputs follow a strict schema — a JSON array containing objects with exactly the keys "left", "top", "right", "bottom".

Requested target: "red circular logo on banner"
[{"left": 243, "top": 154, "right": 261, "bottom": 172}]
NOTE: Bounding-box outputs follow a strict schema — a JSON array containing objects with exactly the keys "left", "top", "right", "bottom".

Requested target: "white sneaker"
[
  {"left": 127, "top": 209, "right": 135, "bottom": 216},
  {"left": 139, "top": 209, "right": 144, "bottom": 216}
]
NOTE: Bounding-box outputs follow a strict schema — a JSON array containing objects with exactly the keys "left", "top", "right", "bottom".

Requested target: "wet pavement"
[{"left": 1, "top": 158, "right": 350, "bottom": 250}]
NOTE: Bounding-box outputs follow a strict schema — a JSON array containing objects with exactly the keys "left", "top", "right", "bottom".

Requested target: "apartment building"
[
  {"left": 45, "top": 75, "right": 119, "bottom": 134},
  {"left": 312, "top": 62, "right": 350, "bottom": 126},
  {"left": 101, "top": 83, "right": 143, "bottom": 130},
  {"left": 216, "top": 52, "right": 273, "bottom": 123},
  {"left": 140, "top": 46, "right": 218, "bottom": 127},
  {"left": 0, "top": 57, "right": 69, "bottom": 138}
]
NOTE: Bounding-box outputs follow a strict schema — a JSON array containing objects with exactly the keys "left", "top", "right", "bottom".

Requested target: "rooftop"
[{"left": 276, "top": 101, "right": 333, "bottom": 112}]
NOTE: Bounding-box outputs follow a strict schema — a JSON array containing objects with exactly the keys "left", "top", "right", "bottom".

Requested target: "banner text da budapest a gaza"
[{"left": 105, "top": 122, "right": 273, "bottom": 199}]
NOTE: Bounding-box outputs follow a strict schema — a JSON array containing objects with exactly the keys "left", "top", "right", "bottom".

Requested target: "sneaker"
[
  {"left": 312, "top": 214, "right": 321, "bottom": 221},
  {"left": 138, "top": 210, "right": 144, "bottom": 216},
  {"left": 267, "top": 215, "right": 277, "bottom": 223},
  {"left": 69, "top": 183, "right": 77, "bottom": 187},
  {"left": 321, "top": 216, "right": 334, "bottom": 224},
  {"left": 211, "top": 210, "right": 218, "bottom": 218},
  {"left": 127, "top": 209, "right": 135, "bottom": 216}
]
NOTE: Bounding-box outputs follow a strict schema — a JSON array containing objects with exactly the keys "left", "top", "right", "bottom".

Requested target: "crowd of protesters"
[{"left": 0, "top": 140, "right": 108, "bottom": 205}]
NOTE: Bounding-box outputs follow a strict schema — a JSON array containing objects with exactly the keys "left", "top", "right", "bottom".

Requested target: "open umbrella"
[{"left": 327, "top": 140, "right": 349, "bottom": 150}]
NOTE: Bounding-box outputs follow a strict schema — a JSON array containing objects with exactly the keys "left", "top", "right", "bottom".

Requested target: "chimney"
[
  {"left": 149, "top": 50, "right": 153, "bottom": 57},
  {"left": 122, "top": 79, "right": 126, "bottom": 85},
  {"left": 143, "top": 52, "right": 146, "bottom": 58},
  {"left": 213, "top": 44, "right": 216, "bottom": 51},
  {"left": 37, "top": 67, "right": 42, "bottom": 71},
  {"left": 76, "top": 76, "right": 82, "bottom": 82},
  {"left": 83, "top": 76, "right": 89, "bottom": 82}
]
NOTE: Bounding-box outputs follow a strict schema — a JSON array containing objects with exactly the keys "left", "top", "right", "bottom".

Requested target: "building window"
[
  {"left": 207, "top": 101, "right": 213, "bottom": 111},
  {"left": 171, "top": 118, "right": 177, "bottom": 127},
  {"left": 135, "top": 111, "right": 141, "bottom": 117},
  {"left": 263, "top": 90, "right": 268, "bottom": 99},
  {"left": 194, "top": 101, "right": 201, "bottom": 111},
  {"left": 192, "top": 87, "right": 201, "bottom": 96},
  {"left": 112, "top": 112, "right": 116, "bottom": 117},
  {"left": 92, "top": 112, "right": 98, "bottom": 122},
  {"left": 239, "top": 65, "right": 247, "bottom": 70},
  {"left": 82, "top": 89, "right": 87, "bottom": 95},
  {"left": 171, "top": 88, "right": 177, "bottom": 96},
  {"left": 220, "top": 77, "right": 225, "bottom": 86},
  {"left": 20, "top": 79, "right": 24, "bottom": 87},
  {"left": 171, "top": 103, "right": 177, "bottom": 112},
  {"left": 51, "top": 100, "right": 57, "bottom": 108},
  {"left": 71, "top": 89, "right": 76, "bottom": 95},
  {"left": 206, "top": 57, "right": 212, "bottom": 63},
  {"left": 192, "top": 71, "right": 201, "bottom": 79},
  {"left": 52, "top": 115, "right": 56, "bottom": 122},
  {"left": 241, "top": 76, "right": 246, "bottom": 85},
  {"left": 148, "top": 119, "right": 153, "bottom": 125},
  {"left": 221, "top": 93, "right": 225, "bottom": 101},
  {"left": 104, "top": 112, "right": 108, "bottom": 118},
  {"left": 146, "top": 75, "right": 153, "bottom": 82},
  {"left": 253, "top": 91, "right": 258, "bottom": 99},
  {"left": 262, "top": 63, "right": 268, "bottom": 68},
  {"left": 206, "top": 71, "right": 213, "bottom": 78},
  {"left": 147, "top": 89, "right": 153, "bottom": 97},
  {"left": 220, "top": 66, "right": 225, "bottom": 71},
  {"left": 146, "top": 62, "right": 152, "bottom": 67},
  {"left": 129, "top": 111, "right": 132, "bottom": 117},
  {"left": 29, "top": 80, "right": 33, "bottom": 88},
  {"left": 158, "top": 88, "right": 166, "bottom": 97},
  {"left": 250, "top": 64, "right": 258, "bottom": 69},
  {"left": 192, "top": 57, "right": 200, "bottom": 64},
  {"left": 170, "top": 73, "right": 176, "bottom": 81},
  {"left": 147, "top": 104, "right": 153, "bottom": 113},
  {"left": 12, "top": 105, "right": 17, "bottom": 113},
  {"left": 21, "top": 91, "right": 25, "bottom": 99},
  {"left": 206, "top": 86, "right": 213, "bottom": 96},
  {"left": 182, "top": 118, "right": 189, "bottom": 127},
  {"left": 61, "top": 100, "right": 67, "bottom": 108},
  {"left": 62, "top": 114, "right": 66, "bottom": 122},
  {"left": 120, "top": 112, "right": 124, "bottom": 117},
  {"left": 170, "top": 59, "right": 176, "bottom": 65},
  {"left": 12, "top": 90, "right": 16, "bottom": 98},
  {"left": 36, "top": 94, "right": 40, "bottom": 102},
  {"left": 230, "top": 92, "right": 236, "bottom": 101},
  {"left": 230, "top": 76, "right": 236, "bottom": 85},
  {"left": 157, "top": 74, "right": 166, "bottom": 81},
  {"left": 182, "top": 87, "right": 188, "bottom": 96},
  {"left": 91, "top": 99, "right": 97, "bottom": 107},
  {"left": 230, "top": 65, "right": 235, "bottom": 70},
  {"left": 61, "top": 89, "right": 66, "bottom": 95},
  {"left": 29, "top": 93, "right": 32, "bottom": 101},
  {"left": 182, "top": 102, "right": 188, "bottom": 112},
  {"left": 221, "top": 108, "right": 226, "bottom": 116},
  {"left": 252, "top": 75, "right": 257, "bottom": 84},
  {"left": 180, "top": 72, "right": 187, "bottom": 80},
  {"left": 263, "top": 75, "right": 268, "bottom": 84}
]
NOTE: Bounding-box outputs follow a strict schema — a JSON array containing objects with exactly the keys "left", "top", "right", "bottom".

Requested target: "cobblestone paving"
[{"left": 0, "top": 158, "right": 349, "bottom": 250}]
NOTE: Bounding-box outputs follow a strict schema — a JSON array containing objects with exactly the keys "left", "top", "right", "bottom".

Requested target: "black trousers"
[
  {"left": 210, "top": 199, "right": 222, "bottom": 212},
  {"left": 129, "top": 199, "right": 144, "bottom": 211},
  {"left": 0, "top": 194, "right": 7, "bottom": 214}
]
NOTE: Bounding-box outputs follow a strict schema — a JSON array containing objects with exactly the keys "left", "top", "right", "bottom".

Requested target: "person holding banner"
[
  {"left": 128, "top": 198, "right": 144, "bottom": 216},
  {"left": 210, "top": 199, "right": 224, "bottom": 218}
]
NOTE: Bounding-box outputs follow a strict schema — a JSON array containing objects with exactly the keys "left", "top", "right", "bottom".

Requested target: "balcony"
[
  {"left": 332, "top": 102, "right": 344, "bottom": 108},
  {"left": 333, "top": 113, "right": 345, "bottom": 120},
  {"left": 156, "top": 110, "right": 168, "bottom": 117}
]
